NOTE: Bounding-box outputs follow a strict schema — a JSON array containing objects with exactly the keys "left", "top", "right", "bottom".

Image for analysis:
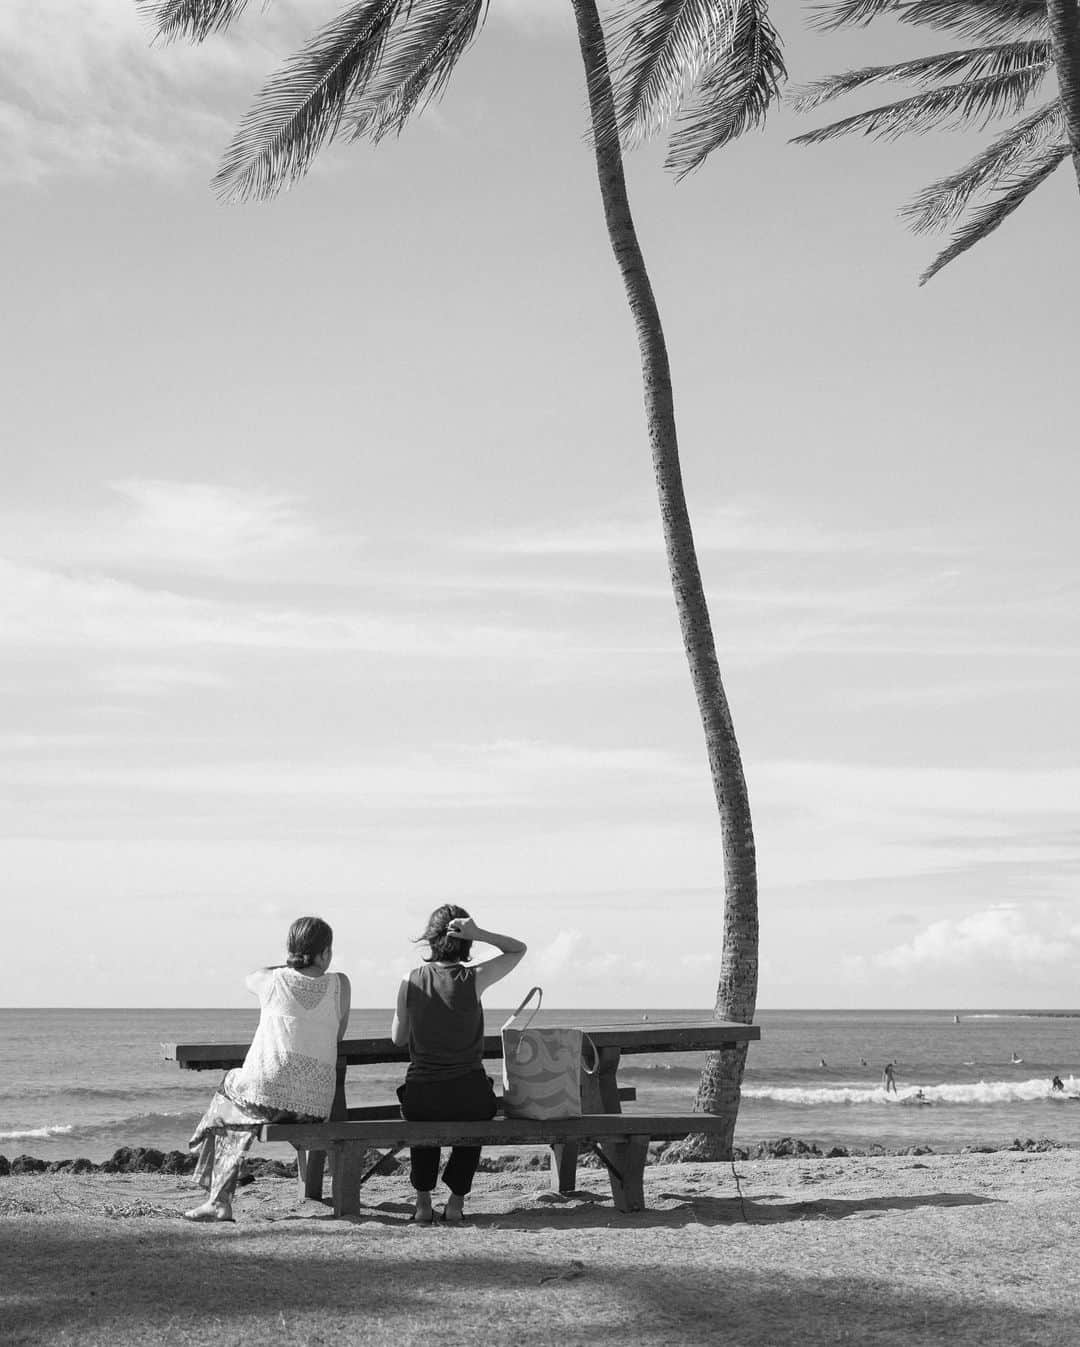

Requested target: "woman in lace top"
[
  {"left": 184, "top": 916, "right": 352, "bottom": 1222},
  {"left": 391, "top": 905, "right": 526, "bottom": 1224}
]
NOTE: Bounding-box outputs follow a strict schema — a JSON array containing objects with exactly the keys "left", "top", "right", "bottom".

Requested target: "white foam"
[
  {"left": 742, "top": 1076, "right": 1080, "bottom": 1107},
  {"left": 0, "top": 1124, "right": 75, "bottom": 1140}
]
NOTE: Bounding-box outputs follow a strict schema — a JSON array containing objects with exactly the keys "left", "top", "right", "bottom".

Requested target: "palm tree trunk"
[
  {"left": 569, "top": 0, "right": 758, "bottom": 1158},
  {"left": 1046, "top": 0, "right": 1080, "bottom": 191}
]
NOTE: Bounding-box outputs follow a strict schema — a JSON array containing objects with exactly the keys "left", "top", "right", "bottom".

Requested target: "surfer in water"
[
  {"left": 1011, "top": 1051, "right": 1024, "bottom": 1065},
  {"left": 1052, "top": 1075, "right": 1065, "bottom": 1093},
  {"left": 882, "top": 1062, "right": 897, "bottom": 1094}
]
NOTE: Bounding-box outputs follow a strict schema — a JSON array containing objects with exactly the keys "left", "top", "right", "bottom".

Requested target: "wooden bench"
[
  {"left": 262, "top": 1112, "right": 731, "bottom": 1215},
  {"left": 165, "top": 1017, "right": 759, "bottom": 1213}
]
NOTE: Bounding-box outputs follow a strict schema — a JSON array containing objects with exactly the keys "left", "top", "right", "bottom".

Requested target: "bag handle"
[
  {"left": 501, "top": 985, "right": 542, "bottom": 1035},
  {"left": 581, "top": 1033, "right": 599, "bottom": 1076}
]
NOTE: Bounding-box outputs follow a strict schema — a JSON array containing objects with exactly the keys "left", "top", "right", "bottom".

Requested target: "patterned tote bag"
[{"left": 501, "top": 987, "right": 599, "bottom": 1120}]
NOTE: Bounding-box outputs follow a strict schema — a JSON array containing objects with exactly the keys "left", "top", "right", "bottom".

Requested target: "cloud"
[
  {"left": 93, "top": 664, "right": 228, "bottom": 695},
  {"left": 0, "top": 0, "right": 262, "bottom": 183},
  {"left": 470, "top": 500, "right": 953, "bottom": 559},
  {"left": 2, "top": 480, "right": 351, "bottom": 582},
  {"left": 854, "top": 903, "right": 1080, "bottom": 975},
  {"left": 757, "top": 761, "right": 1080, "bottom": 822},
  {"left": 0, "top": 739, "right": 695, "bottom": 812},
  {"left": 0, "top": 555, "right": 550, "bottom": 658},
  {"left": 0, "top": 0, "right": 547, "bottom": 187}
]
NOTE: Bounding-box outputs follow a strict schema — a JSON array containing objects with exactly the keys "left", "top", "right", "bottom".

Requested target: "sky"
[{"left": 2, "top": 0, "right": 1077, "bottom": 1010}]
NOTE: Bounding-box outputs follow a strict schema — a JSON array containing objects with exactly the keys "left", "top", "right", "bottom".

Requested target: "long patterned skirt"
[{"left": 189, "top": 1069, "right": 319, "bottom": 1205}]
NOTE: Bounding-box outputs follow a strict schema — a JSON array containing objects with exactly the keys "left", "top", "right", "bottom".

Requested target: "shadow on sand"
[{"left": 2, "top": 1208, "right": 1053, "bottom": 1347}]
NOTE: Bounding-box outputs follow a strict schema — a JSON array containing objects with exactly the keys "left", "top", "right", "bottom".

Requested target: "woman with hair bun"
[
  {"left": 184, "top": 916, "right": 351, "bottom": 1222},
  {"left": 391, "top": 905, "right": 526, "bottom": 1224}
]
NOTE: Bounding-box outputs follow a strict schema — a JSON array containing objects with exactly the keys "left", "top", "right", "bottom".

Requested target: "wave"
[
  {"left": 741, "top": 1076, "right": 1080, "bottom": 1108},
  {"left": 0, "top": 1111, "right": 200, "bottom": 1144},
  {"left": 0, "top": 1124, "right": 76, "bottom": 1141},
  {"left": 8, "top": 1085, "right": 206, "bottom": 1103}
]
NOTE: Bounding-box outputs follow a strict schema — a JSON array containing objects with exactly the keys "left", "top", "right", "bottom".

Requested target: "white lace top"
[{"left": 230, "top": 968, "right": 342, "bottom": 1117}]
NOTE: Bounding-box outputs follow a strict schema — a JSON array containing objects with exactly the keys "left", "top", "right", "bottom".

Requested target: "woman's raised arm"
[{"left": 446, "top": 917, "right": 527, "bottom": 997}]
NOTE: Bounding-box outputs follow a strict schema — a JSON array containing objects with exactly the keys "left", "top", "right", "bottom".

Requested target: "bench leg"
[
  {"left": 331, "top": 1143, "right": 366, "bottom": 1217},
  {"left": 294, "top": 1146, "right": 327, "bottom": 1200},
  {"left": 549, "top": 1142, "right": 579, "bottom": 1193},
  {"left": 603, "top": 1135, "right": 649, "bottom": 1213}
]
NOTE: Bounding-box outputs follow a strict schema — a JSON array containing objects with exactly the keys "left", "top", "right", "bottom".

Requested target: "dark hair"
[
  {"left": 287, "top": 916, "right": 333, "bottom": 970},
  {"left": 419, "top": 904, "right": 471, "bottom": 964}
]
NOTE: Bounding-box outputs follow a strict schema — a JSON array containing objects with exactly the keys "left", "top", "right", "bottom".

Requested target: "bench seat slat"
[{"left": 261, "top": 1113, "right": 727, "bottom": 1148}]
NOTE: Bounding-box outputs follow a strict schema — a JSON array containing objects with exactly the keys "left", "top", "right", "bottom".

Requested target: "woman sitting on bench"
[
  {"left": 391, "top": 906, "right": 526, "bottom": 1224},
  {"left": 184, "top": 916, "right": 351, "bottom": 1222}
]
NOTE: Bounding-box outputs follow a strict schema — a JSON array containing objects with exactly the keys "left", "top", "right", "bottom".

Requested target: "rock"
[
  {"left": 10, "top": 1155, "right": 48, "bottom": 1174},
  {"left": 100, "top": 1147, "right": 167, "bottom": 1173},
  {"left": 160, "top": 1150, "right": 197, "bottom": 1175},
  {"left": 244, "top": 1157, "right": 298, "bottom": 1179},
  {"left": 0, "top": 1155, "right": 9, "bottom": 1177},
  {"left": 755, "top": 1137, "right": 823, "bottom": 1159},
  {"left": 826, "top": 1146, "right": 849, "bottom": 1158}
]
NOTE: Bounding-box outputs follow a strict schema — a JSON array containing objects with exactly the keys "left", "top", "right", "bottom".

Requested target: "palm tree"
[
  {"left": 143, "top": 0, "right": 786, "bottom": 1156},
  {"left": 792, "top": 0, "right": 1080, "bottom": 284}
]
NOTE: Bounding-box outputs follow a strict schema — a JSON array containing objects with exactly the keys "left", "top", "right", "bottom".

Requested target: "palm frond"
[
  {"left": 664, "top": 2, "right": 786, "bottom": 177},
  {"left": 213, "top": 0, "right": 403, "bottom": 201},
  {"left": 809, "top": 0, "right": 905, "bottom": 32},
  {"left": 791, "top": 63, "right": 1048, "bottom": 144},
  {"left": 139, "top": 0, "right": 254, "bottom": 44},
  {"left": 344, "top": 0, "right": 488, "bottom": 144},
  {"left": 792, "top": 41, "right": 1049, "bottom": 113},
  {"left": 920, "top": 140, "right": 1068, "bottom": 281},
  {"left": 606, "top": 0, "right": 749, "bottom": 149},
  {"left": 899, "top": 0, "right": 1048, "bottom": 43},
  {"left": 902, "top": 98, "right": 1062, "bottom": 230}
]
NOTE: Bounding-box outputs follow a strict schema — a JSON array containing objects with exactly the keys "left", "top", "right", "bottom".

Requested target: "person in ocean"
[
  {"left": 391, "top": 905, "right": 526, "bottom": 1225},
  {"left": 184, "top": 916, "right": 351, "bottom": 1222},
  {"left": 1052, "top": 1075, "right": 1065, "bottom": 1092},
  {"left": 882, "top": 1062, "right": 897, "bottom": 1094}
]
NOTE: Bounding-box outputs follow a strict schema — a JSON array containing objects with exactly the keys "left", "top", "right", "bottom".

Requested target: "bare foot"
[
  {"left": 442, "top": 1197, "right": 465, "bottom": 1225},
  {"left": 183, "top": 1201, "right": 234, "bottom": 1223},
  {"left": 411, "top": 1193, "right": 434, "bottom": 1224}
]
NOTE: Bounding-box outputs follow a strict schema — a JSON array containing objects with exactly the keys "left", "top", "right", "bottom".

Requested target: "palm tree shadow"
[{"left": 655, "top": 1190, "right": 1002, "bottom": 1224}]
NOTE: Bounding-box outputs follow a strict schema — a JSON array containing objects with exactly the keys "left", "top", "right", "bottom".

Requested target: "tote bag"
[{"left": 501, "top": 987, "right": 598, "bottom": 1120}]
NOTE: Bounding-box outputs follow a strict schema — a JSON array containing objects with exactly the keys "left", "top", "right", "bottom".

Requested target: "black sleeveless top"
[{"left": 405, "top": 963, "right": 484, "bottom": 1082}]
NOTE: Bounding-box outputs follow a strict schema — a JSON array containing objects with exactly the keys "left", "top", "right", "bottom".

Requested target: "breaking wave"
[
  {"left": 742, "top": 1077, "right": 1080, "bottom": 1107},
  {"left": 0, "top": 1111, "right": 199, "bottom": 1144},
  {"left": 0, "top": 1124, "right": 75, "bottom": 1141}
]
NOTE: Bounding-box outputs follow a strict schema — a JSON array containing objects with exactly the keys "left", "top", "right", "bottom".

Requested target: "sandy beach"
[{"left": 4, "top": 1148, "right": 1078, "bottom": 1346}]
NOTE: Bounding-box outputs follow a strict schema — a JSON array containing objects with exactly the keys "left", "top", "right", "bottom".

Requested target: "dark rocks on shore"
[
  {"left": 10, "top": 1156, "right": 49, "bottom": 1174},
  {"left": 1008, "top": 1136, "right": 1061, "bottom": 1153},
  {"left": 0, "top": 1147, "right": 301, "bottom": 1180},
  {"left": 0, "top": 1137, "right": 1065, "bottom": 1180},
  {"left": 0, "top": 1148, "right": 202, "bottom": 1177}
]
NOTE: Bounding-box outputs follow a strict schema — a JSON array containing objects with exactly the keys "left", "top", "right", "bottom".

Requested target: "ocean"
[{"left": 3, "top": 1007, "right": 1079, "bottom": 1163}]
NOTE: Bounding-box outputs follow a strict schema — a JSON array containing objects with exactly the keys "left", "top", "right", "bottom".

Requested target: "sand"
[{"left": 3, "top": 1149, "right": 1079, "bottom": 1346}]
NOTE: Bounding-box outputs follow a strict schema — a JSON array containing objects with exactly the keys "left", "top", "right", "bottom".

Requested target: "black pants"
[{"left": 398, "top": 1069, "right": 497, "bottom": 1196}]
